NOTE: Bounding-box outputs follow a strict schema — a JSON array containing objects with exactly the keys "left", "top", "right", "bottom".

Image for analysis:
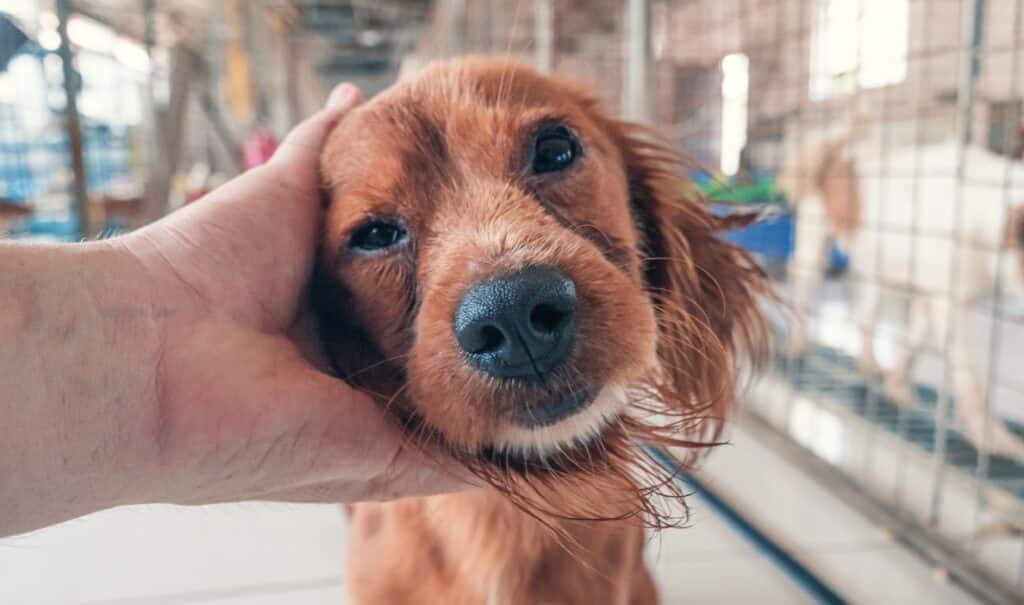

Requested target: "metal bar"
[
  {"left": 623, "top": 0, "right": 650, "bottom": 122},
  {"left": 892, "top": 0, "right": 934, "bottom": 512},
  {"left": 928, "top": 0, "right": 987, "bottom": 528},
  {"left": 534, "top": 0, "right": 553, "bottom": 74},
  {"left": 145, "top": 43, "right": 193, "bottom": 220},
  {"left": 645, "top": 446, "right": 847, "bottom": 605},
  {"left": 141, "top": 0, "right": 164, "bottom": 198},
  {"left": 958, "top": 0, "right": 987, "bottom": 145},
  {"left": 285, "top": 32, "right": 302, "bottom": 128},
  {"left": 195, "top": 61, "right": 244, "bottom": 172},
  {"left": 56, "top": 0, "right": 90, "bottom": 240},
  {"left": 449, "top": 0, "right": 465, "bottom": 56},
  {"left": 781, "top": 0, "right": 809, "bottom": 436}
]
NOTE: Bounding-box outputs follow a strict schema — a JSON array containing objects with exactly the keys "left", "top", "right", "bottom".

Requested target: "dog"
[
  {"left": 314, "top": 58, "right": 768, "bottom": 604},
  {"left": 781, "top": 132, "right": 1024, "bottom": 460}
]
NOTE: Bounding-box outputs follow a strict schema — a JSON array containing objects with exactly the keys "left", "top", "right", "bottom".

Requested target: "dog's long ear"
[{"left": 610, "top": 122, "right": 769, "bottom": 443}]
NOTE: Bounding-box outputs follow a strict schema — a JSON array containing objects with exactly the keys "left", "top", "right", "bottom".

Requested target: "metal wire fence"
[
  {"left": 0, "top": 7, "right": 146, "bottom": 240},
  {"left": 645, "top": 1, "right": 1024, "bottom": 600}
]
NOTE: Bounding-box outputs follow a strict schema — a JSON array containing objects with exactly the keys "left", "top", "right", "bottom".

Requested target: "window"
[{"left": 809, "top": 0, "right": 909, "bottom": 100}]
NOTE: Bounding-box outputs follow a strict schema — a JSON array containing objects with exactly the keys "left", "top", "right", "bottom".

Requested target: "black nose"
[{"left": 453, "top": 265, "right": 577, "bottom": 380}]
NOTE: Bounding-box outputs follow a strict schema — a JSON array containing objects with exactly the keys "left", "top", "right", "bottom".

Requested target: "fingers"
[
  {"left": 251, "top": 357, "right": 477, "bottom": 504},
  {"left": 268, "top": 83, "right": 364, "bottom": 176},
  {"left": 261, "top": 452, "right": 474, "bottom": 504}
]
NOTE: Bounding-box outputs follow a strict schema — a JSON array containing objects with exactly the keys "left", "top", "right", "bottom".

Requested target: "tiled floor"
[
  {"left": 0, "top": 502, "right": 810, "bottom": 604},
  {"left": 693, "top": 424, "right": 981, "bottom": 605},
  {"left": 0, "top": 424, "right": 981, "bottom": 604}
]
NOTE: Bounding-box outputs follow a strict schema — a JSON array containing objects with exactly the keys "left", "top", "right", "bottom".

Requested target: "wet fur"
[{"left": 315, "top": 59, "right": 767, "bottom": 604}]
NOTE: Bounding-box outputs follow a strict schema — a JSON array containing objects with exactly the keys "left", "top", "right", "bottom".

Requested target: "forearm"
[{"left": 0, "top": 241, "right": 162, "bottom": 536}]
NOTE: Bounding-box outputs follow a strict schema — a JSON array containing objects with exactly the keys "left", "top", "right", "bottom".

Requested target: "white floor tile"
[
  {"left": 2, "top": 422, "right": 985, "bottom": 605},
  {"left": 649, "top": 550, "right": 816, "bottom": 605},
  {"left": 0, "top": 503, "right": 347, "bottom": 605},
  {"left": 807, "top": 545, "right": 979, "bottom": 605},
  {"left": 644, "top": 506, "right": 756, "bottom": 562},
  {"left": 71, "top": 579, "right": 344, "bottom": 605},
  {"left": 193, "top": 585, "right": 345, "bottom": 605},
  {"left": 688, "top": 423, "right": 985, "bottom": 604},
  {"left": 696, "top": 427, "right": 892, "bottom": 551}
]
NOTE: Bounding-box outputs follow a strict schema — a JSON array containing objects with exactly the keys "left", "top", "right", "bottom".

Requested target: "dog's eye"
[
  {"left": 532, "top": 126, "right": 579, "bottom": 174},
  {"left": 349, "top": 220, "right": 408, "bottom": 252}
]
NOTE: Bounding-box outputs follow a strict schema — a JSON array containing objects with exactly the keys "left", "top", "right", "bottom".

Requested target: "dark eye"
[
  {"left": 531, "top": 125, "right": 579, "bottom": 174},
  {"left": 349, "top": 220, "right": 408, "bottom": 252}
]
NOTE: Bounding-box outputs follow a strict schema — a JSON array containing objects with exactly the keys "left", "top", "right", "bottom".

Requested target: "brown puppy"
[{"left": 315, "top": 58, "right": 767, "bottom": 605}]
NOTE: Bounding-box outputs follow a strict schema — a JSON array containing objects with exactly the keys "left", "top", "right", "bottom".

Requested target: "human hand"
[
  {"left": 120, "top": 83, "right": 470, "bottom": 505},
  {"left": 0, "top": 83, "right": 467, "bottom": 537}
]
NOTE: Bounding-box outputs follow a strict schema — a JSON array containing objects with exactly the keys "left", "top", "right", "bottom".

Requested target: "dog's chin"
[{"left": 482, "top": 384, "right": 629, "bottom": 466}]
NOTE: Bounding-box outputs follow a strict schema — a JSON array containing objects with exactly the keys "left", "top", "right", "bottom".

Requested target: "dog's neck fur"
[
  {"left": 345, "top": 490, "right": 649, "bottom": 604},
  {"left": 344, "top": 487, "right": 647, "bottom": 605}
]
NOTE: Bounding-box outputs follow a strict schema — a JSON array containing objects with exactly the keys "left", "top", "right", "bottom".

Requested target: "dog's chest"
[{"left": 345, "top": 492, "right": 644, "bottom": 604}]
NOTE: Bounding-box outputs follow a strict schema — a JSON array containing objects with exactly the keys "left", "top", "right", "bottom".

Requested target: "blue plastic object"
[
  {"left": 711, "top": 204, "right": 794, "bottom": 263},
  {"left": 712, "top": 204, "right": 850, "bottom": 276}
]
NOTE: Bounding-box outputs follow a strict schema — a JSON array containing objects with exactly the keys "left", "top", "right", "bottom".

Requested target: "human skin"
[{"left": 0, "top": 83, "right": 466, "bottom": 538}]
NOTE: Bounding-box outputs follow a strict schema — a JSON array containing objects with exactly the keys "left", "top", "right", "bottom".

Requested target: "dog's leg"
[
  {"left": 788, "top": 195, "right": 830, "bottom": 358},
  {"left": 855, "top": 281, "right": 882, "bottom": 377},
  {"left": 885, "top": 296, "right": 930, "bottom": 406},
  {"left": 628, "top": 565, "right": 658, "bottom": 605},
  {"left": 942, "top": 299, "right": 1024, "bottom": 461}
]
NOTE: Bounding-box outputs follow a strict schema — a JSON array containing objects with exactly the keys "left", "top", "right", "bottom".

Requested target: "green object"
[{"left": 698, "top": 178, "right": 784, "bottom": 205}]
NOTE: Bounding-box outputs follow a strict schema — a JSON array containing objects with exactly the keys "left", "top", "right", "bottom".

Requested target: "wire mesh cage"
[
  {"left": 0, "top": 3, "right": 153, "bottom": 240},
  {"left": 646, "top": 0, "right": 1024, "bottom": 600}
]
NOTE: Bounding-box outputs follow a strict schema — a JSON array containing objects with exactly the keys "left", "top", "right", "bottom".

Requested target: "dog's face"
[{"left": 317, "top": 60, "right": 765, "bottom": 522}]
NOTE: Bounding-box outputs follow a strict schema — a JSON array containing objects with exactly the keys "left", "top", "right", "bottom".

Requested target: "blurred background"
[{"left": 2, "top": 1, "right": 1024, "bottom": 604}]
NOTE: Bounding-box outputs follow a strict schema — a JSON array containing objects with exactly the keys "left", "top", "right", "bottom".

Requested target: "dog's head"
[{"left": 316, "top": 59, "right": 767, "bottom": 525}]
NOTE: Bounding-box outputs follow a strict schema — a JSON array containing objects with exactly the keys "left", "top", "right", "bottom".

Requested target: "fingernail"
[{"left": 327, "top": 83, "right": 359, "bottom": 109}]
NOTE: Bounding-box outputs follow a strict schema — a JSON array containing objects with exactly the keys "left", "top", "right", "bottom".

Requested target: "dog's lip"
[{"left": 509, "top": 387, "right": 594, "bottom": 428}]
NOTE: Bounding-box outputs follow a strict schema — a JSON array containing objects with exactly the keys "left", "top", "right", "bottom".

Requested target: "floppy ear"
[{"left": 610, "top": 122, "right": 769, "bottom": 443}]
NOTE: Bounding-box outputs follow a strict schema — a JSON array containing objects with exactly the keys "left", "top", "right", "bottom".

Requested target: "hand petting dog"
[{"left": 0, "top": 83, "right": 468, "bottom": 538}]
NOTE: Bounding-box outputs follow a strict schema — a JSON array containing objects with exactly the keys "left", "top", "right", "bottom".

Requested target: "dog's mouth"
[
  {"left": 482, "top": 384, "right": 629, "bottom": 465},
  {"left": 508, "top": 387, "right": 594, "bottom": 428},
  {"left": 477, "top": 417, "right": 616, "bottom": 475}
]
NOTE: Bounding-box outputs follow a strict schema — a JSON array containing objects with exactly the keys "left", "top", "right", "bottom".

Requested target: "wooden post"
[{"left": 56, "top": 0, "right": 91, "bottom": 239}]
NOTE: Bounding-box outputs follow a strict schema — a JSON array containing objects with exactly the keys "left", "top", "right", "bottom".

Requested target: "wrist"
[{"left": 0, "top": 240, "right": 164, "bottom": 535}]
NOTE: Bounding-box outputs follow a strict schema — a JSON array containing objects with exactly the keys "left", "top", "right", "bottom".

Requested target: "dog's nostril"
[
  {"left": 477, "top": 325, "right": 506, "bottom": 354},
  {"left": 529, "top": 303, "right": 567, "bottom": 335},
  {"left": 453, "top": 265, "right": 578, "bottom": 381}
]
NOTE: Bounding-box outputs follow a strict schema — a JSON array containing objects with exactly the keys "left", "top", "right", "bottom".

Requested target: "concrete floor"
[{"left": 0, "top": 424, "right": 979, "bottom": 605}]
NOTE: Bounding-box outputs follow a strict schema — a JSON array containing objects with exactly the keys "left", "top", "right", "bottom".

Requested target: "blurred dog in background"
[{"left": 781, "top": 127, "right": 1024, "bottom": 461}]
